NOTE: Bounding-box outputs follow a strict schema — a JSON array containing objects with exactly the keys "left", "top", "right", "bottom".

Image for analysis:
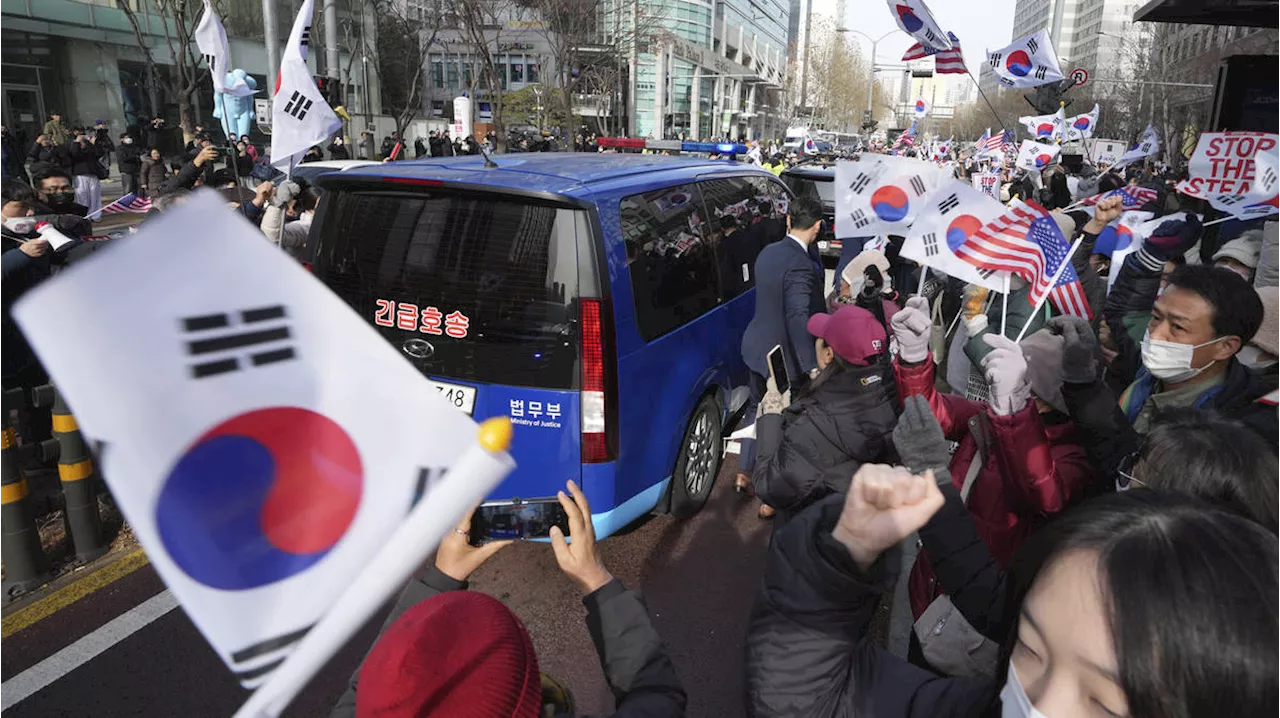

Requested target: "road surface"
[{"left": 2, "top": 458, "right": 777, "bottom": 717}]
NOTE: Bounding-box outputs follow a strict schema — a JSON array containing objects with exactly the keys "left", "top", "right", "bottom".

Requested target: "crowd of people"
[{"left": 3, "top": 105, "right": 1277, "bottom": 717}]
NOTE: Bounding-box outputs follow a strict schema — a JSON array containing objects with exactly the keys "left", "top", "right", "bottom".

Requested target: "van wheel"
[{"left": 670, "top": 396, "right": 722, "bottom": 519}]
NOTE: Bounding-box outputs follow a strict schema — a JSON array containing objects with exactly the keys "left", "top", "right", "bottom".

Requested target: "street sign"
[
  {"left": 1069, "top": 68, "right": 1089, "bottom": 87},
  {"left": 254, "top": 98, "right": 272, "bottom": 136}
]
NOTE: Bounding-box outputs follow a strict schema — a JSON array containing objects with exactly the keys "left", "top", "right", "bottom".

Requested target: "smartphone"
[
  {"left": 468, "top": 498, "right": 570, "bottom": 546},
  {"left": 766, "top": 344, "right": 790, "bottom": 395}
]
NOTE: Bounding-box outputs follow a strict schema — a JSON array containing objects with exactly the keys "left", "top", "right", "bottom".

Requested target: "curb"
[{"left": 1, "top": 547, "right": 149, "bottom": 638}]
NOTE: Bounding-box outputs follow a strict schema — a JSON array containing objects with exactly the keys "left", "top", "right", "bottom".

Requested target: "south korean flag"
[
  {"left": 987, "top": 29, "right": 1065, "bottom": 89},
  {"left": 13, "top": 193, "right": 514, "bottom": 713},
  {"left": 902, "top": 179, "right": 1010, "bottom": 292},
  {"left": 270, "top": 0, "right": 341, "bottom": 169},
  {"left": 835, "top": 154, "right": 946, "bottom": 238}
]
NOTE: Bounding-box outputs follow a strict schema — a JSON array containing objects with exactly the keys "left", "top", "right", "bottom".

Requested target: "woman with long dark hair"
[{"left": 745, "top": 465, "right": 1278, "bottom": 717}]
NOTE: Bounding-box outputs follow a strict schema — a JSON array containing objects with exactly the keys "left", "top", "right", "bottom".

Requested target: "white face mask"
[
  {"left": 1237, "top": 345, "right": 1277, "bottom": 370},
  {"left": 1140, "top": 330, "right": 1225, "bottom": 383},
  {"left": 3, "top": 216, "right": 37, "bottom": 234},
  {"left": 1001, "top": 664, "right": 1049, "bottom": 718}
]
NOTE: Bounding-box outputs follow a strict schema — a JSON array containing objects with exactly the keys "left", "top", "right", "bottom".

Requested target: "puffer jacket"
[
  {"left": 893, "top": 356, "right": 1094, "bottom": 621},
  {"left": 753, "top": 361, "right": 900, "bottom": 526},
  {"left": 745, "top": 495, "right": 993, "bottom": 717},
  {"left": 139, "top": 157, "right": 168, "bottom": 192}
]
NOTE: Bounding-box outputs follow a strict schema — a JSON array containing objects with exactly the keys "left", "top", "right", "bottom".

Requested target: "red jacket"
[{"left": 894, "top": 356, "right": 1095, "bottom": 621}]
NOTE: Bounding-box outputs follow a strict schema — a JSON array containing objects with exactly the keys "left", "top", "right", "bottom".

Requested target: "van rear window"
[{"left": 313, "top": 190, "right": 588, "bottom": 389}]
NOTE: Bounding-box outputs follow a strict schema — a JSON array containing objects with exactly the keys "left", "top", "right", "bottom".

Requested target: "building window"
[
  {"left": 510, "top": 59, "right": 524, "bottom": 84},
  {"left": 431, "top": 100, "right": 445, "bottom": 116},
  {"left": 446, "top": 61, "right": 459, "bottom": 87},
  {"left": 432, "top": 59, "right": 444, "bottom": 89},
  {"left": 527, "top": 62, "right": 539, "bottom": 83}
]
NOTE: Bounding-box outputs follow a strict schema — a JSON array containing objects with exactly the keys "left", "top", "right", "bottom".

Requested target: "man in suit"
[{"left": 737, "top": 196, "right": 827, "bottom": 515}]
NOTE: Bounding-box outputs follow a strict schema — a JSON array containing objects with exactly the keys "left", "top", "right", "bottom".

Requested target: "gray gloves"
[
  {"left": 893, "top": 395, "right": 951, "bottom": 484},
  {"left": 981, "top": 334, "right": 1031, "bottom": 416},
  {"left": 1045, "top": 315, "right": 1099, "bottom": 385},
  {"left": 272, "top": 179, "right": 300, "bottom": 208},
  {"left": 890, "top": 296, "right": 931, "bottom": 364}
]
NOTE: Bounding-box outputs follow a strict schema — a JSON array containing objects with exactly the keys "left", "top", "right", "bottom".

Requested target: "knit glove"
[
  {"left": 889, "top": 296, "right": 931, "bottom": 364},
  {"left": 981, "top": 333, "right": 1031, "bottom": 416},
  {"left": 893, "top": 395, "right": 952, "bottom": 485},
  {"left": 758, "top": 377, "right": 791, "bottom": 418},
  {"left": 272, "top": 180, "right": 300, "bottom": 208},
  {"left": 1045, "top": 315, "right": 1098, "bottom": 384},
  {"left": 1138, "top": 212, "right": 1201, "bottom": 268}
]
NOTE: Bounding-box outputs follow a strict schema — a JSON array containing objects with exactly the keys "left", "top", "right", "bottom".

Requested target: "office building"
[
  {"left": 1011, "top": 0, "right": 1079, "bottom": 62},
  {"left": 604, "top": 0, "right": 788, "bottom": 140}
]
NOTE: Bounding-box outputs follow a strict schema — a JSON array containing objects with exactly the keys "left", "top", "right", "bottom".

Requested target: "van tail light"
[
  {"left": 580, "top": 298, "right": 617, "bottom": 463},
  {"left": 301, "top": 261, "right": 314, "bottom": 273}
]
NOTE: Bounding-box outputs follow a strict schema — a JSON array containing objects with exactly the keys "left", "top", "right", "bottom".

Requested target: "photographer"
[
  {"left": 158, "top": 143, "right": 219, "bottom": 196},
  {"left": 330, "top": 480, "right": 686, "bottom": 717}
]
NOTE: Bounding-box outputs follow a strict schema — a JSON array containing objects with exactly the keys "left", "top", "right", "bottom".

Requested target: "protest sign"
[
  {"left": 971, "top": 172, "right": 1000, "bottom": 199},
  {"left": 1175, "top": 131, "right": 1279, "bottom": 219}
]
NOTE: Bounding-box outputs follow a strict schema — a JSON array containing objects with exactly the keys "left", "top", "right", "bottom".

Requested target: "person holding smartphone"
[
  {"left": 751, "top": 305, "right": 900, "bottom": 529},
  {"left": 331, "top": 480, "right": 686, "bottom": 717},
  {"left": 737, "top": 196, "right": 828, "bottom": 511}
]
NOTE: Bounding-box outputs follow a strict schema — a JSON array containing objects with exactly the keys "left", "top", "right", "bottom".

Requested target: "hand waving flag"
[{"left": 13, "top": 192, "right": 515, "bottom": 715}]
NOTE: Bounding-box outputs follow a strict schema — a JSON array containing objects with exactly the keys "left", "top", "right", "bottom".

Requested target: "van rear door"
[{"left": 310, "top": 184, "right": 593, "bottom": 501}]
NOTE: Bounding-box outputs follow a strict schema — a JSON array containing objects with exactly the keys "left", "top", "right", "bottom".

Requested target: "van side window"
[
  {"left": 699, "top": 177, "right": 764, "bottom": 300},
  {"left": 621, "top": 184, "right": 721, "bottom": 341}
]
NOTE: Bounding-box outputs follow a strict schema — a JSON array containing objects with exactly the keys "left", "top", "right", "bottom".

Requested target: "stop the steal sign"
[{"left": 1176, "top": 132, "right": 1278, "bottom": 218}]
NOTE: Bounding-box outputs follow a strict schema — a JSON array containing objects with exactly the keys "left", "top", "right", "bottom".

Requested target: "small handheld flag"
[
  {"left": 902, "top": 179, "right": 1011, "bottom": 291},
  {"left": 194, "top": 0, "right": 255, "bottom": 97},
  {"left": 1014, "top": 139, "right": 1061, "bottom": 171},
  {"left": 12, "top": 191, "right": 515, "bottom": 713},
  {"left": 1065, "top": 104, "right": 1099, "bottom": 142},
  {"left": 1110, "top": 124, "right": 1160, "bottom": 170},
  {"left": 954, "top": 200, "right": 1093, "bottom": 320},
  {"left": 270, "top": 0, "right": 341, "bottom": 169},
  {"left": 88, "top": 192, "right": 153, "bottom": 219}
]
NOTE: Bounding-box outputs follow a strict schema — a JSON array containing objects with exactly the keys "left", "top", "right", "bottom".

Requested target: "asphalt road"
[{"left": 1, "top": 456, "right": 777, "bottom": 717}]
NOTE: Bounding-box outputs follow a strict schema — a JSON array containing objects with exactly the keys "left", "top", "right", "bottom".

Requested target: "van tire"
[{"left": 670, "top": 396, "right": 722, "bottom": 519}]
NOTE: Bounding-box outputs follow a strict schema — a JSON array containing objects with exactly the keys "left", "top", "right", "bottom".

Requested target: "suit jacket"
[{"left": 742, "top": 236, "right": 826, "bottom": 380}]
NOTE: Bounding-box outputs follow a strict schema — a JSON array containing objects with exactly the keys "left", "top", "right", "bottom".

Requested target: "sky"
[{"left": 823, "top": 0, "right": 1019, "bottom": 77}]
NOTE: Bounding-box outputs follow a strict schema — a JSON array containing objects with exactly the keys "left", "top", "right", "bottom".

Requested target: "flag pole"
[
  {"left": 917, "top": 266, "right": 928, "bottom": 296},
  {"left": 964, "top": 66, "right": 1009, "bottom": 135},
  {"left": 1000, "top": 274, "right": 1010, "bottom": 337},
  {"left": 1015, "top": 236, "right": 1082, "bottom": 342}
]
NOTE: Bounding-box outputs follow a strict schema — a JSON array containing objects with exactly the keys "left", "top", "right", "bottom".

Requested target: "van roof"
[{"left": 332, "top": 153, "right": 772, "bottom": 200}]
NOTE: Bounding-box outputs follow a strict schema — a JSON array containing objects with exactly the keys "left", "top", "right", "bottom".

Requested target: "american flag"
[
  {"left": 902, "top": 32, "right": 966, "bottom": 74},
  {"left": 1076, "top": 186, "right": 1159, "bottom": 209},
  {"left": 894, "top": 121, "right": 918, "bottom": 149},
  {"left": 976, "top": 129, "right": 1012, "bottom": 155},
  {"left": 954, "top": 201, "right": 1093, "bottom": 319},
  {"left": 974, "top": 128, "right": 991, "bottom": 150},
  {"left": 92, "top": 192, "right": 153, "bottom": 217}
]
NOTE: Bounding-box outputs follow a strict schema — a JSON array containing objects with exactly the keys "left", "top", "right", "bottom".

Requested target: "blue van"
[{"left": 312, "top": 154, "right": 791, "bottom": 537}]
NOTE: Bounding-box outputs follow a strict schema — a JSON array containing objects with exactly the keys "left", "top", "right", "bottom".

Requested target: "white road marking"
[{"left": 1, "top": 590, "right": 179, "bottom": 710}]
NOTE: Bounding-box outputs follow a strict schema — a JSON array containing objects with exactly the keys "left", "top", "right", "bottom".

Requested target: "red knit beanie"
[{"left": 356, "top": 591, "right": 541, "bottom": 718}]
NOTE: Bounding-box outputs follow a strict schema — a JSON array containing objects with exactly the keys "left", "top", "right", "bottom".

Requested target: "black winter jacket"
[
  {"left": 117, "top": 143, "right": 144, "bottom": 174},
  {"left": 28, "top": 142, "right": 69, "bottom": 169},
  {"left": 753, "top": 362, "right": 899, "bottom": 526},
  {"left": 65, "top": 139, "right": 104, "bottom": 177},
  {"left": 745, "top": 495, "right": 993, "bottom": 717},
  {"left": 331, "top": 568, "right": 686, "bottom": 717},
  {"left": 1063, "top": 357, "right": 1278, "bottom": 496}
]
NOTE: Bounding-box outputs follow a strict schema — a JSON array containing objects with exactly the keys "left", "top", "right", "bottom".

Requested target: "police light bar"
[{"left": 594, "top": 137, "right": 749, "bottom": 155}]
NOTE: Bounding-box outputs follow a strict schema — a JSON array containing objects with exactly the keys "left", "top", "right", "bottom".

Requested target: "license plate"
[{"left": 428, "top": 380, "right": 476, "bottom": 415}]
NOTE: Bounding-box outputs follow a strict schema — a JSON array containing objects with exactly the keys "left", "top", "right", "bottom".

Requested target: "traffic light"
[
  {"left": 1025, "top": 79, "right": 1076, "bottom": 115},
  {"left": 313, "top": 76, "right": 343, "bottom": 109}
]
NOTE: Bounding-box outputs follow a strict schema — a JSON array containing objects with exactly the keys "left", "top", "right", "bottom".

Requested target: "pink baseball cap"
[{"left": 806, "top": 305, "right": 887, "bottom": 366}]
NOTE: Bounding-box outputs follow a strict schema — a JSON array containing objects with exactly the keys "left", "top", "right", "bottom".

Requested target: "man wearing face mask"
[
  {"left": 1049, "top": 264, "right": 1272, "bottom": 497},
  {"left": 2, "top": 181, "right": 56, "bottom": 402},
  {"left": 30, "top": 164, "right": 88, "bottom": 217}
]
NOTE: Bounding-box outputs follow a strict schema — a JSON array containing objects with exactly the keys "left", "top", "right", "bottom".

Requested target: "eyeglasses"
[{"left": 1115, "top": 451, "right": 1147, "bottom": 491}]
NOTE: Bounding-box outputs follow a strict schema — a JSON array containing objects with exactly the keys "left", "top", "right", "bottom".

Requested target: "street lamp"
[{"left": 836, "top": 28, "right": 903, "bottom": 130}]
